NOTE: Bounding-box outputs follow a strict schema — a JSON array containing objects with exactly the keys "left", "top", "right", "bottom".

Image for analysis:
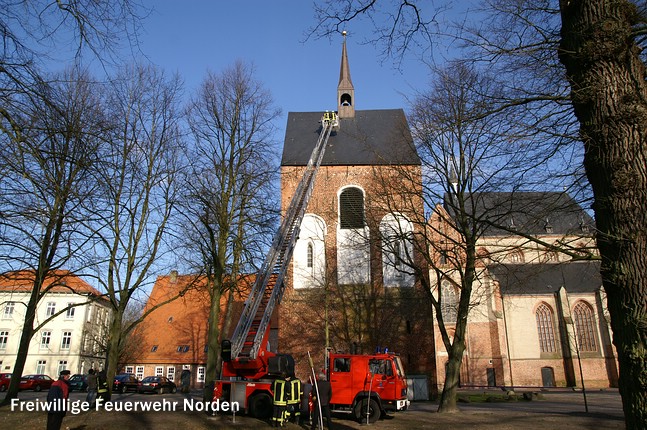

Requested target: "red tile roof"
[
  {"left": 0, "top": 269, "right": 103, "bottom": 296},
  {"left": 135, "top": 273, "right": 253, "bottom": 365}
]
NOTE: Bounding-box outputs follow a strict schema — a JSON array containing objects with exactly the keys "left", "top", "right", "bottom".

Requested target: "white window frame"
[
  {"left": 65, "top": 303, "right": 75, "bottom": 319},
  {"left": 155, "top": 366, "right": 163, "bottom": 376},
  {"left": 125, "top": 366, "right": 134, "bottom": 374},
  {"left": 0, "top": 330, "right": 8, "bottom": 349},
  {"left": 46, "top": 302, "right": 56, "bottom": 317},
  {"left": 3, "top": 302, "right": 15, "bottom": 319},
  {"left": 36, "top": 360, "right": 46, "bottom": 374},
  {"left": 197, "top": 366, "right": 205, "bottom": 383},
  {"left": 57, "top": 361, "right": 68, "bottom": 375},
  {"left": 61, "top": 331, "right": 72, "bottom": 350},
  {"left": 167, "top": 366, "right": 175, "bottom": 382},
  {"left": 135, "top": 366, "right": 144, "bottom": 380},
  {"left": 40, "top": 331, "right": 51, "bottom": 349}
]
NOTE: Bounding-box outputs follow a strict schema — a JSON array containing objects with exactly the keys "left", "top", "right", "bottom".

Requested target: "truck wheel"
[
  {"left": 354, "top": 398, "right": 381, "bottom": 423},
  {"left": 248, "top": 393, "right": 273, "bottom": 419}
]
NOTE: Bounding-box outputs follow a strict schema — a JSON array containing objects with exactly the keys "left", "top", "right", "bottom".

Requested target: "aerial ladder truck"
[
  {"left": 213, "top": 111, "right": 409, "bottom": 422},
  {"left": 213, "top": 111, "right": 339, "bottom": 418}
]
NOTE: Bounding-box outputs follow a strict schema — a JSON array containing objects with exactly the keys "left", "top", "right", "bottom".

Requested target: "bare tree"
[
  {"left": 86, "top": 64, "right": 186, "bottom": 395},
  {"left": 0, "top": 68, "right": 106, "bottom": 404},
  {"left": 0, "top": 0, "right": 144, "bottom": 404},
  {"left": 181, "top": 60, "right": 281, "bottom": 398},
  {"left": 1, "top": 0, "right": 144, "bottom": 152}
]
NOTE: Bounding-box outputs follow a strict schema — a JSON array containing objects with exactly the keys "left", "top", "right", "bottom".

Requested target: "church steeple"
[{"left": 337, "top": 31, "right": 355, "bottom": 118}]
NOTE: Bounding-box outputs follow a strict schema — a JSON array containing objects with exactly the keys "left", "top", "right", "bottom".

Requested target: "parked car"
[
  {"left": 0, "top": 372, "right": 11, "bottom": 391},
  {"left": 113, "top": 373, "right": 139, "bottom": 393},
  {"left": 19, "top": 374, "right": 54, "bottom": 391},
  {"left": 138, "top": 376, "right": 177, "bottom": 394},
  {"left": 68, "top": 374, "right": 88, "bottom": 391}
]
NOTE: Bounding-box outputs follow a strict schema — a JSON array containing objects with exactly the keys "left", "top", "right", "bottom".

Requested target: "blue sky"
[{"left": 137, "top": 1, "right": 433, "bottom": 138}]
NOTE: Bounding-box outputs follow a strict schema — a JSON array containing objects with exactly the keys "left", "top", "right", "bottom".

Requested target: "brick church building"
[{"left": 277, "top": 35, "right": 435, "bottom": 381}]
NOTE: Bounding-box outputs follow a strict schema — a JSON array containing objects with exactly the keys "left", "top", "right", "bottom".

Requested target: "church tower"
[
  {"left": 279, "top": 32, "right": 431, "bottom": 380},
  {"left": 337, "top": 31, "right": 355, "bottom": 118}
]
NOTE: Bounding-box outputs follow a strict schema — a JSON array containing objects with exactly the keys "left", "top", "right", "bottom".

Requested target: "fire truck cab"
[{"left": 328, "top": 351, "right": 409, "bottom": 423}]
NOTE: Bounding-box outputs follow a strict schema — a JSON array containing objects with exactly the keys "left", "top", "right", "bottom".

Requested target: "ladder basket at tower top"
[{"left": 322, "top": 111, "right": 339, "bottom": 128}]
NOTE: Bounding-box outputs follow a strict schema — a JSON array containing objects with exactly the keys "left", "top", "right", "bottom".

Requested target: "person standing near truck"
[
  {"left": 285, "top": 374, "right": 302, "bottom": 423},
  {"left": 271, "top": 372, "right": 288, "bottom": 427},
  {"left": 311, "top": 373, "right": 333, "bottom": 430}
]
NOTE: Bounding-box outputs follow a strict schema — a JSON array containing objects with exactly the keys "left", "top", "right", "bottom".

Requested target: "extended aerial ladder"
[{"left": 221, "top": 111, "right": 338, "bottom": 380}]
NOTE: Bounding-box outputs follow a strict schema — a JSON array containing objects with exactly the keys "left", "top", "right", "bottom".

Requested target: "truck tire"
[
  {"left": 248, "top": 392, "right": 273, "bottom": 419},
  {"left": 354, "top": 398, "right": 381, "bottom": 423}
]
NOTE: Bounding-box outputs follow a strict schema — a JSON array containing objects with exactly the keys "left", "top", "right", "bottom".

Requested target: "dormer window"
[
  {"left": 579, "top": 214, "right": 590, "bottom": 233},
  {"left": 544, "top": 218, "right": 553, "bottom": 233},
  {"left": 508, "top": 216, "right": 517, "bottom": 231}
]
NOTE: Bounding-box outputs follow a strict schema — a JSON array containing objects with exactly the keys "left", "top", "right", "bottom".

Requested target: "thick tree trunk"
[
  {"left": 0, "top": 307, "right": 35, "bottom": 405},
  {"left": 0, "top": 272, "right": 45, "bottom": 406},
  {"left": 438, "top": 343, "right": 465, "bottom": 412},
  {"left": 105, "top": 309, "right": 125, "bottom": 399},
  {"left": 559, "top": 1, "right": 647, "bottom": 428},
  {"left": 203, "top": 279, "right": 222, "bottom": 401}
]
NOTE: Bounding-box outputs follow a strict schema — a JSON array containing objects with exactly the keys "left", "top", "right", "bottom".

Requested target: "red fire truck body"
[
  {"left": 328, "top": 352, "right": 409, "bottom": 423},
  {"left": 213, "top": 349, "right": 410, "bottom": 422}
]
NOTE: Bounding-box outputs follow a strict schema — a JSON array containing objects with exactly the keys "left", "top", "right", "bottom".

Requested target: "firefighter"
[
  {"left": 97, "top": 369, "right": 109, "bottom": 402},
  {"left": 285, "top": 374, "right": 302, "bottom": 423},
  {"left": 271, "top": 372, "right": 288, "bottom": 427}
]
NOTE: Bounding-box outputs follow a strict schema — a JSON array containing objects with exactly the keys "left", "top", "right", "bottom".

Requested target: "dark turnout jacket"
[{"left": 313, "top": 380, "right": 332, "bottom": 406}]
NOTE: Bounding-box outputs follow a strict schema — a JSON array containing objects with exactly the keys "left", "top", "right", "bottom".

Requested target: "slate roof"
[
  {"left": 282, "top": 109, "right": 420, "bottom": 166},
  {"left": 489, "top": 261, "right": 602, "bottom": 295},
  {"left": 444, "top": 191, "right": 595, "bottom": 236}
]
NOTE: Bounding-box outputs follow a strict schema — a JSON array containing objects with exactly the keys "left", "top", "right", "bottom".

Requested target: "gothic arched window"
[
  {"left": 573, "top": 301, "right": 597, "bottom": 352},
  {"left": 306, "top": 243, "right": 314, "bottom": 270},
  {"left": 536, "top": 303, "right": 557, "bottom": 353},
  {"left": 440, "top": 280, "right": 458, "bottom": 323}
]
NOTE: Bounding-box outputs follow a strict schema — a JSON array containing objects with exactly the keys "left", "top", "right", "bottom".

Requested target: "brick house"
[{"left": 128, "top": 271, "right": 253, "bottom": 388}]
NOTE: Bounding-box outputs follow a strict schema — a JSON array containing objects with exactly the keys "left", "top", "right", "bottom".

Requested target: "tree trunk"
[
  {"left": 0, "top": 271, "right": 46, "bottom": 406},
  {"left": 203, "top": 278, "right": 222, "bottom": 401},
  {"left": 0, "top": 306, "right": 36, "bottom": 405},
  {"left": 559, "top": 1, "right": 647, "bottom": 428},
  {"left": 438, "top": 343, "right": 465, "bottom": 412},
  {"left": 105, "top": 307, "right": 125, "bottom": 399}
]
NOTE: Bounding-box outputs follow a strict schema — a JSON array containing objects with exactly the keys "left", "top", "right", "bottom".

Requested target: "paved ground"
[{"left": 0, "top": 388, "right": 625, "bottom": 429}]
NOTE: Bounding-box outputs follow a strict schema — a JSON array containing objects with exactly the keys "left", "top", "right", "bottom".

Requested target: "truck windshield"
[
  {"left": 394, "top": 356, "right": 405, "bottom": 377},
  {"left": 369, "top": 359, "right": 393, "bottom": 377}
]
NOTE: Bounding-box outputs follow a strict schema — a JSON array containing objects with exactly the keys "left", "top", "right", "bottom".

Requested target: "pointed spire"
[{"left": 337, "top": 30, "right": 355, "bottom": 118}]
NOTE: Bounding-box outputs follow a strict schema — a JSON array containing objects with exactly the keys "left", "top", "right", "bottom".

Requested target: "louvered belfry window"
[{"left": 340, "top": 187, "right": 364, "bottom": 229}]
